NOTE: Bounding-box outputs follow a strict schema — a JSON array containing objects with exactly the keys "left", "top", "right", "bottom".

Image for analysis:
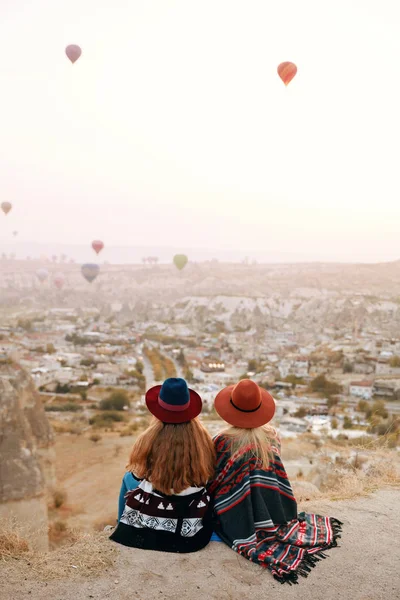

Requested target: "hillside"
[{"left": 2, "top": 489, "right": 399, "bottom": 600}]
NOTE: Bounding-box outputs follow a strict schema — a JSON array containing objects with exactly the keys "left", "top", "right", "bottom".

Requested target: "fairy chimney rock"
[{"left": 0, "top": 362, "right": 55, "bottom": 550}]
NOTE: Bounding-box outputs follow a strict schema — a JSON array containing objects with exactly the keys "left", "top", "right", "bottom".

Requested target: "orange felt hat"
[{"left": 214, "top": 379, "right": 275, "bottom": 429}]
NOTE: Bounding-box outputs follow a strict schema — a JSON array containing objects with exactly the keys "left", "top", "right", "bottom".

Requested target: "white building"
[{"left": 349, "top": 380, "right": 374, "bottom": 400}]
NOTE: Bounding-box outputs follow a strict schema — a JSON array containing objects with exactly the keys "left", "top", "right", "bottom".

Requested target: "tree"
[
  {"left": 18, "top": 319, "right": 33, "bottom": 332},
  {"left": 343, "top": 362, "right": 353, "bottom": 373},
  {"left": 46, "top": 343, "right": 56, "bottom": 354},
  {"left": 389, "top": 355, "right": 400, "bottom": 367},
  {"left": 327, "top": 396, "right": 339, "bottom": 409},
  {"left": 367, "top": 400, "right": 388, "bottom": 420},
  {"left": 343, "top": 416, "right": 353, "bottom": 429},
  {"left": 177, "top": 349, "right": 186, "bottom": 367},
  {"left": 55, "top": 382, "right": 71, "bottom": 394},
  {"left": 184, "top": 367, "right": 194, "bottom": 383},
  {"left": 294, "top": 406, "right": 307, "bottom": 418},
  {"left": 247, "top": 359, "right": 258, "bottom": 373},
  {"left": 309, "top": 374, "right": 341, "bottom": 397},
  {"left": 100, "top": 390, "right": 130, "bottom": 411},
  {"left": 331, "top": 418, "right": 338, "bottom": 429},
  {"left": 357, "top": 399, "right": 369, "bottom": 413},
  {"left": 135, "top": 360, "right": 144, "bottom": 374},
  {"left": 284, "top": 374, "right": 305, "bottom": 388},
  {"left": 80, "top": 358, "right": 96, "bottom": 367}
]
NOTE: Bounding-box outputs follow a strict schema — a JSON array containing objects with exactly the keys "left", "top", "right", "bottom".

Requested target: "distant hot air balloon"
[
  {"left": 277, "top": 62, "right": 297, "bottom": 86},
  {"left": 54, "top": 273, "right": 64, "bottom": 289},
  {"left": 92, "top": 240, "right": 104, "bottom": 255},
  {"left": 173, "top": 254, "right": 188, "bottom": 271},
  {"left": 36, "top": 268, "right": 49, "bottom": 283},
  {"left": 65, "top": 44, "right": 82, "bottom": 64},
  {"left": 12, "top": 231, "right": 18, "bottom": 237},
  {"left": 81, "top": 263, "right": 99, "bottom": 283},
  {"left": 1, "top": 202, "right": 12, "bottom": 215}
]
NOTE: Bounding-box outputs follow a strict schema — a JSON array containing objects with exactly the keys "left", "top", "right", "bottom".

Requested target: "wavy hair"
[
  {"left": 127, "top": 418, "right": 216, "bottom": 495},
  {"left": 222, "top": 425, "right": 279, "bottom": 470}
]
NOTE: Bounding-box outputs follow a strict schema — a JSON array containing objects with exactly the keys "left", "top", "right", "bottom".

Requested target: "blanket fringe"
[{"left": 272, "top": 518, "right": 343, "bottom": 585}]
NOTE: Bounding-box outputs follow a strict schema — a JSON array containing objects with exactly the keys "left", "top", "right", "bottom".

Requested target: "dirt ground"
[
  {"left": 3, "top": 489, "right": 399, "bottom": 600},
  {"left": 53, "top": 432, "right": 134, "bottom": 530}
]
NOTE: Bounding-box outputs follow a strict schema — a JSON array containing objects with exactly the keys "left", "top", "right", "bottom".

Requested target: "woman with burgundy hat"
[
  {"left": 209, "top": 379, "right": 342, "bottom": 584},
  {"left": 110, "top": 378, "right": 216, "bottom": 553}
]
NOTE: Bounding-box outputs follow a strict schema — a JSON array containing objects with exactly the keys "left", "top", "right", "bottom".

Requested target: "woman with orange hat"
[
  {"left": 209, "top": 379, "right": 342, "bottom": 584},
  {"left": 110, "top": 378, "right": 216, "bottom": 553}
]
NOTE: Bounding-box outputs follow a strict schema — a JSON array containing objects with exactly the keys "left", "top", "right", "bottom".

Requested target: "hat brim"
[
  {"left": 145, "top": 385, "right": 203, "bottom": 424},
  {"left": 214, "top": 385, "right": 276, "bottom": 429}
]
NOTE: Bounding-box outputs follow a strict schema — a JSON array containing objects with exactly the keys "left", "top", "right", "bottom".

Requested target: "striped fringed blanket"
[{"left": 209, "top": 433, "right": 342, "bottom": 585}]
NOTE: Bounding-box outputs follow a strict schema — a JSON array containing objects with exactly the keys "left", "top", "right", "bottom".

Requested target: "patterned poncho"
[{"left": 209, "top": 433, "right": 342, "bottom": 584}]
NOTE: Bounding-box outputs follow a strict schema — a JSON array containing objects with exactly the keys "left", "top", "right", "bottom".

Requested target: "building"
[
  {"left": 373, "top": 379, "right": 400, "bottom": 399},
  {"left": 349, "top": 380, "right": 374, "bottom": 400},
  {"left": 200, "top": 362, "right": 225, "bottom": 373}
]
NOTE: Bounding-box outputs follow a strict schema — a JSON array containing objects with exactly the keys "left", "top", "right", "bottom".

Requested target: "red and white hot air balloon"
[
  {"left": 92, "top": 240, "right": 104, "bottom": 255},
  {"left": 1, "top": 202, "right": 12, "bottom": 215},
  {"left": 65, "top": 45, "right": 82, "bottom": 64},
  {"left": 54, "top": 273, "right": 64, "bottom": 290},
  {"left": 277, "top": 62, "right": 297, "bottom": 86}
]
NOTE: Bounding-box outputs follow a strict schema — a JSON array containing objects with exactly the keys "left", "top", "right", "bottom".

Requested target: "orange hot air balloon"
[
  {"left": 277, "top": 62, "right": 297, "bottom": 86},
  {"left": 92, "top": 240, "right": 104, "bottom": 255},
  {"left": 1, "top": 202, "right": 12, "bottom": 215},
  {"left": 65, "top": 45, "right": 82, "bottom": 64}
]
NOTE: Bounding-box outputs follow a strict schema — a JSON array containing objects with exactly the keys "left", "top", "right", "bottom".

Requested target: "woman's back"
[
  {"left": 210, "top": 379, "right": 342, "bottom": 584},
  {"left": 211, "top": 428, "right": 297, "bottom": 531},
  {"left": 110, "top": 378, "right": 216, "bottom": 553}
]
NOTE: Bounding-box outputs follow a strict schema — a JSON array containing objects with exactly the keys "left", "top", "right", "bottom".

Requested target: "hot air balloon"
[
  {"left": 277, "top": 62, "right": 297, "bottom": 86},
  {"left": 92, "top": 240, "right": 104, "bottom": 255},
  {"left": 36, "top": 268, "right": 49, "bottom": 283},
  {"left": 54, "top": 274, "right": 64, "bottom": 290},
  {"left": 12, "top": 231, "right": 18, "bottom": 237},
  {"left": 1, "top": 202, "right": 12, "bottom": 215},
  {"left": 65, "top": 45, "right": 82, "bottom": 64},
  {"left": 81, "top": 263, "right": 99, "bottom": 283},
  {"left": 173, "top": 254, "right": 188, "bottom": 271}
]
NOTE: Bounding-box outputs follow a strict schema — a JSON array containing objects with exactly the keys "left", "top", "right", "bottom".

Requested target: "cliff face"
[
  {"left": 0, "top": 362, "right": 54, "bottom": 503},
  {"left": 0, "top": 362, "right": 54, "bottom": 550}
]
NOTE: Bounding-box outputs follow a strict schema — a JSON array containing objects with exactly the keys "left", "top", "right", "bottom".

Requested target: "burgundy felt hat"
[
  {"left": 145, "top": 377, "right": 202, "bottom": 424},
  {"left": 214, "top": 379, "right": 275, "bottom": 429}
]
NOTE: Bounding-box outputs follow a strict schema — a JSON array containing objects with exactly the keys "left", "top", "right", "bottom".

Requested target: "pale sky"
[{"left": 0, "top": 0, "right": 400, "bottom": 262}]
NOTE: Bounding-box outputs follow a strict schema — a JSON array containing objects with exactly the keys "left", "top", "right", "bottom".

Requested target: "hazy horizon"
[
  {"left": 1, "top": 1, "right": 400, "bottom": 263},
  {"left": 1, "top": 240, "right": 400, "bottom": 265}
]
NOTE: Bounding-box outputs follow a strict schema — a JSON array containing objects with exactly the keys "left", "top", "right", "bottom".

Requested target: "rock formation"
[{"left": 0, "top": 361, "right": 55, "bottom": 550}]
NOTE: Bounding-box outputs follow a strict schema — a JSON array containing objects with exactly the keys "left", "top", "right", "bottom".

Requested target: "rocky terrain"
[
  {"left": 3, "top": 259, "right": 400, "bottom": 336},
  {"left": 0, "top": 362, "right": 55, "bottom": 550}
]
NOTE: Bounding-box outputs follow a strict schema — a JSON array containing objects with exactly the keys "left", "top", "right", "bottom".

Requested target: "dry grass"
[
  {"left": 0, "top": 518, "right": 117, "bottom": 580},
  {"left": 0, "top": 521, "right": 29, "bottom": 560},
  {"left": 49, "top": 417, "right": 87, "bottom": 435},
  {"left": 317, "top": 449, "right": 400, "bottom": 501}
]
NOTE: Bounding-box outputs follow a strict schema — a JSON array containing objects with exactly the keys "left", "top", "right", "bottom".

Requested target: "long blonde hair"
[
  {"left": 222, "top": 425, "right": 279, "bottom": 469},
  {"left": 127, "top": 417, "right": 215, "bottom": 495}
]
